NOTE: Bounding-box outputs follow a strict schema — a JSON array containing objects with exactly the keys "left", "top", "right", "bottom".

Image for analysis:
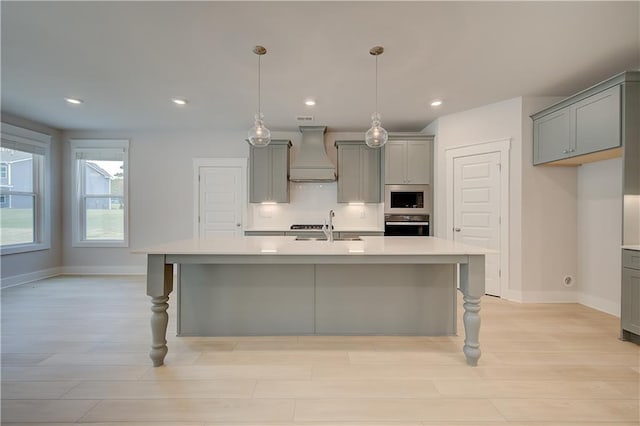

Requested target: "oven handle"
[{"left": 385, "top": 221, "right": 430, "bottom": 226}]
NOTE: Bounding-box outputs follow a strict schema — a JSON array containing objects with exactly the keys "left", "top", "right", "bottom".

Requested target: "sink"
[{"left": 294, "top": 236, "right": 362, "bottom": 241}]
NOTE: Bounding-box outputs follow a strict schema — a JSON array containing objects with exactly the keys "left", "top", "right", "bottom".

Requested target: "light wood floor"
[{"left": 1, "top": 275, "right": 638, "bottom": 425}]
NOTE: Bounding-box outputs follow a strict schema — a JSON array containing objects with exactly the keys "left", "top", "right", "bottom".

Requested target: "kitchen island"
[{"left": 142, "top": 236, "right": 487, "bottom": 367}]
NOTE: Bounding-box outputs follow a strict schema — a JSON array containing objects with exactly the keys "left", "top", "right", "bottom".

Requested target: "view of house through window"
[
  {"left": 81, "top": 159, "right": 124, "bottom": 240},
  {"left": 0, "top": 147, "right": 37, "bottom": 246}
]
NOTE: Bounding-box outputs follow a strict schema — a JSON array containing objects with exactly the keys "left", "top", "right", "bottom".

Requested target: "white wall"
[
  {"left": 1, "top": 114, "right": 64, "bottom": 285},
  {"left": 520, "top": 97, "right": 578, "bottom": 302},
  {"left": 577, "top": 158, "right": 623, "bottom": 316},
  {"left": 425, "top": 96, "right": 579, "bottom": 302}
]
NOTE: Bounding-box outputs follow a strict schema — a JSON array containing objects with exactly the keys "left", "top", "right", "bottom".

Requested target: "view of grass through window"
[{"left": 0, "top": 207, "right": 34, "bottom": 245}]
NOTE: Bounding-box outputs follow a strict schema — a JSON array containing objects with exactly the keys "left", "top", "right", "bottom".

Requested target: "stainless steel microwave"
[{"left": 384, "top": 184, "right": 431, "bottom": 215}]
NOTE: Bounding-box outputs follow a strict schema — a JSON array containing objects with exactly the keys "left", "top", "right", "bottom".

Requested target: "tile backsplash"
[{"left": 247, "top": 182, "right": 384, "bottom": 230}]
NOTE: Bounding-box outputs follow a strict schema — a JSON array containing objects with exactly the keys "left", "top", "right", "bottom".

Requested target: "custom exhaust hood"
[{"left": 289, "top": 125, "right": 336, "bottom": 182}]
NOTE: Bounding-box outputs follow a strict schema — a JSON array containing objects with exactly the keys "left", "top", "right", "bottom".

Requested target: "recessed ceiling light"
[
  {"left": 172, "top": 98, "right": 188, "bottom": 106},
  {"left": 64, "top": 97, "right": 83, "bottom": 105},
  {"left": 304, "top": 99, "right": 316, "bottom": 106},
  {"left": 430, "top": 99, "right": 443, "bottom": 107}
]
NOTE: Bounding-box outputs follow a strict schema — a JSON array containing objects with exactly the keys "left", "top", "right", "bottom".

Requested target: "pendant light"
[
  {"left": 365, "top": 45, "right": 388, "bottom": 148},
  {"left": 248, "top": 45, "right": 271, "bottom": 147}
]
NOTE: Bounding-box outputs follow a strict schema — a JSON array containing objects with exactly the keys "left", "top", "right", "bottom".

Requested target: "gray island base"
[{"left": 142, "top": 236, "right": 487, "bottom": 367}]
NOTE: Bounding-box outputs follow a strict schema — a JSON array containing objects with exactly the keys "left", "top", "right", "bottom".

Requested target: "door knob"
[
  {"left": 236, "top": 223, "right": 241, "bottom": 227},
  {"left": 454, "top": 227, "right": 461, "bottom": 232}
]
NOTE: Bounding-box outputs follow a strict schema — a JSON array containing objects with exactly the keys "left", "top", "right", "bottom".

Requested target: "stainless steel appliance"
[
  {"left": 384, "top": 214, "right": 430, "bottom": 236},
  {"left": 384, "top": 184, "right": 431, "bottom": 215}
]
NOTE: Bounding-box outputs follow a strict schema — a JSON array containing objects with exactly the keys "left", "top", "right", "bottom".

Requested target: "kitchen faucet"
[{"left": 323, "top": 209, "right": 335, "bottom": 242}]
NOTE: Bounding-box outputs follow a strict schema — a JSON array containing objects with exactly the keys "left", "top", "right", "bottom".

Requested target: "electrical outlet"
[{"left": 562, "top": 275, "right": 574, "bottom": 287}]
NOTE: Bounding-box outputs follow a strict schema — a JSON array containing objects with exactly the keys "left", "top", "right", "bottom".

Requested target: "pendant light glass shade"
[
  {"left": 248, "top": 46, "right": 271, "bottom": 147},
  {"left": 248, "top": 113, "right": 271, "bottom": 147},
  {"left": 365, "top": 112, "right": 388, "bottom": 148},
  {"left": 365, "top": 46, "right": 387, "bottom": 148}
]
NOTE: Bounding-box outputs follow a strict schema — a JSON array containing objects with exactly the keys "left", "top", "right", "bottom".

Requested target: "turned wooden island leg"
[
  {"left": 146, "top": 254, "right": 174, "bottom": 367},
  {"left": 459, "top": 255, "right": 485, "bottom": 366}
]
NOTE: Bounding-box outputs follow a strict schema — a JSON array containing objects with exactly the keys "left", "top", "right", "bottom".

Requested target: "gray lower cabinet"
[
  {"left": 335, "top": 140, "right": 381, "bottom": 203},
  {"left": 244, "top": 231, "right": 286, "bottom": 236},
  {"left": 532, "top": 73, "right": 637, "bottom": 166},
  {"left": 339, "top": 231, "right": 384, "bottom": 238},
  {"left": 249, "top": 139, "right": 291, "bottom": 203},
  {"left": 622, "top": 249, "right": 640, "bottom": 342}
]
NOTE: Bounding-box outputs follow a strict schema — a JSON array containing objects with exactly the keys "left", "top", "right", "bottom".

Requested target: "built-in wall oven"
[{"left": 384, "top": 214, "right": 430, "bottom": 236}]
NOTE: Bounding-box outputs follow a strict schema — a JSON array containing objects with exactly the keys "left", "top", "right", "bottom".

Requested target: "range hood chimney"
[{"left": 289, "top": 126, "right": 336, "bottom": 182}]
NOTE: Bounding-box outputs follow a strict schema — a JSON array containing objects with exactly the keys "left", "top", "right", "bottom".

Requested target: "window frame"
[
  {"left": 70, "top": 139, "right": 129, "bottom": 248},
  {"left": 0, "top": 123, "right": 51, "bottom": 255}
]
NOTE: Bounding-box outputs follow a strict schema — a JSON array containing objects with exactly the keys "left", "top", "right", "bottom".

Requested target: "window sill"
[
  {"left": 72, "top": 240, "right": 128, "bottom": 248},
  {"left": 1, "top": 242, "right": 50, "bottom": 255}
]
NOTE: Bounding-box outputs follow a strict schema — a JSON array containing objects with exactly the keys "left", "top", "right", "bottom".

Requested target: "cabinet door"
[
  {"left": 384, "top": 141, "right": 407, "bottom": 184},
  {"left": 337, "top": 145, "right": 362, "bottom": 203},
  {"left": 360, "top": 145, "right": 381, "bottom": 202},
  {"left": 622, "top": 267, "right": 640, "bottom": 335},
  {"left": 573, "top": 85, "right": 621, "bottom": 156},
  {"left": 249, "top": 146, "right": 272, "bottom": 203},
  {"left": 406, "top": 140, "right": 430, "bottom": 184},
  {"left": 533, "top": 108, "right": 572, "bottom": 165},
  {"left": 249, "top": 142, "right": 290, "bottom": 203},
  {"left": 270, "top": 144, "right": 290, "bottom": 203}
]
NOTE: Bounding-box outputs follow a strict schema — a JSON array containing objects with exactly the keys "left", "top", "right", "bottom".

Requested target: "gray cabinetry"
[
  {"left": 534, "top": 109, "right": 572, "bottom": 164},
  {"left": 339, "top": 231, "right": 384, "bottom": 238},
  {"left": 385, "top": 139, "right": 431, "bottom": 184},
  {"left": 573, "top": 86, "right": 621, "bottom": 156},
  {"left": 335, "top": 140, "right": 381, "bottom": 203},
  {"left": 532, "top": 78, "right": 627, "bottom": 165},
  {"left": 244, "top": 231, "right": 286, "bottom": 236},
  {"left": 249, "top": 139, "right": 291, "bottom": 203},
  {"left": 622, "top": 249, "right": 640, "bottom": 342}
]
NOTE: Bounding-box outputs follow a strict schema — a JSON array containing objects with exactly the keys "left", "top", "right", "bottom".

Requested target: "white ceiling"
[{"left": 1, "top": 1, "right": 639, "bottom": 133}]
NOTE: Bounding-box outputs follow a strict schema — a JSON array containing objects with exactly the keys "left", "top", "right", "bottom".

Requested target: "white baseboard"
[
  {"left": 499, "top": 289, "right": 579, "bottom": 304},
  {"left": 1, "top": 265, "right": 146, "bottom": 288},
  {"left": 62, "top": 265, "right": 146, "bottom": 275},
  {"left": 1, "top": 267, "right": 63, "bottom": 289},
  {"left": 578, "top": 292, "right": 620, "bottom": 317}
]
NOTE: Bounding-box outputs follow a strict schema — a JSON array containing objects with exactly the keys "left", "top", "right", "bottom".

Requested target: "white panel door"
[
  {"left": 199, "top": 166, "right": 243, "bottom": 238},
  {"left": 453, "top": 152, "right": 502, "bottom": 296}
]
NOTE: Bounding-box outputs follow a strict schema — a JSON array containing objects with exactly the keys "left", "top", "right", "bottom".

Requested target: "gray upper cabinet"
[
  {"left": 534, "top": 109, "right": 572, "bottom": 164},
  {"left": 249, "top": 139, "right": 291, "bottom": 203},
  {"left": 384, "top": 139, "right": 431, "bottom": 184},
  {"left": 532, "top": 74, "right": 632, "bottom": 166},
  {"left": 335, "top": 140, "right": 381, "bottom": 203},
  {"left": 573, "top": 86, "right": 621, "bottom": 156}
]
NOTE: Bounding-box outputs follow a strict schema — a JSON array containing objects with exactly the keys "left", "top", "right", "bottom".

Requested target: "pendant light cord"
[
  {"left": 375, "top": 54, "right": 378, "bottom": 114},
  {"left": 257, "top": 54, "right": 261, "bottom": 115}
]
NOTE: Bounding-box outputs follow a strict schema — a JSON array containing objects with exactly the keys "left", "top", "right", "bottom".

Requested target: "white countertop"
[
  {"left": 622, "top": 245, "right": 640, "bottom": 251},
  {"left": 137, "top": 236, "right": 493, "bottom": 256},
  {"left": 244, "top": 227, "right": 385, "bottom": 233}
]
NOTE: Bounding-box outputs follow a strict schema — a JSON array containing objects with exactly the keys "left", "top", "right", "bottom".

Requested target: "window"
[
  {"left": 71, "top": 139, "right": 129, "bottom": 247},
  {"left": 0, "top": 123, "right": 51, "bottom": 254}
]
